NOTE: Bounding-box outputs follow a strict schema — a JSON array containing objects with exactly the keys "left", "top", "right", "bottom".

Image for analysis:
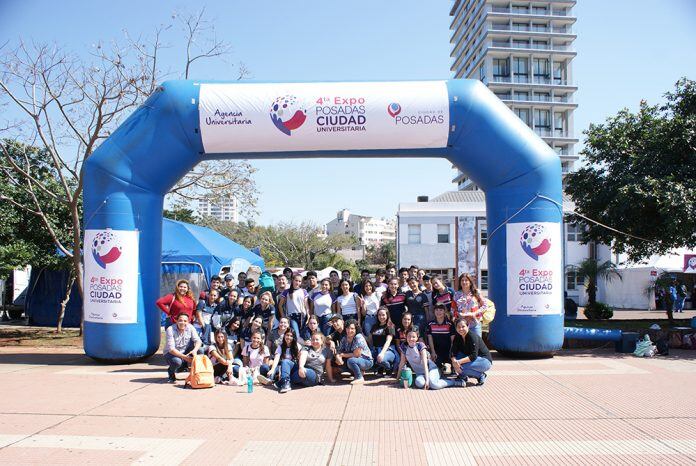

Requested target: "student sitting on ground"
[
  {"left": 163, "top": 313, "right": 202, "bottom": 383},
  {"left": 291, "top": 331, "right": 334, "bottom": 387},
  {"left": 241, "top": 330, "right": 271, "bottom": 380},
  {"left": 208, "top": 330, "right": 241, "bottom": 383},
  {"left": 450, "top": 317, "right": 493, "bottom": 385},
  {"left": 258, "top": 328, "right": 302, "bottom": 393},
  {"left": 396, "top": 328, "right": 463, "bottom": 390},
  {"left": 334, "top": 319, "right": 373, "bottom": 384}
]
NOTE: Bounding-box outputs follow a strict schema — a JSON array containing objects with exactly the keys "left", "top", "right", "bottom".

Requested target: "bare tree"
[{"left": 0, "top": 10, "right": 256, "bottom": 331}]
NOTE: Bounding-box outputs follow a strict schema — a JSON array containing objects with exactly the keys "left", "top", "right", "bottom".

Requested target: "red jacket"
[{"left": 156, "top": 293, "right": 196, "bottom": 324}]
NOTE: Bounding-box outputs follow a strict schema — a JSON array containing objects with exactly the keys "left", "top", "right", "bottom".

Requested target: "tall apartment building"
[
  {"left": 449, "top": 0, "right": 579, "bottom": 190},
  {"left": 325, "top": 209, "right": 396, "bottom": 246},
  {"left": 197, "top": 197, "right": 239, "bottom": 222}
]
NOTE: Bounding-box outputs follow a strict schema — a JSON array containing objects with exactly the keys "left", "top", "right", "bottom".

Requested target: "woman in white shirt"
[
  {"left": 360, "top": 280, "right": 380, "bottom": 335},
  {"left": 279, "top": 274, "right": 310, "bottom": 338},
  {"left": 334, "top": 279, "right": 363, "bottom": 327},
  {"left": 310, "top": 278, "right": 335, "bottom": 335}
]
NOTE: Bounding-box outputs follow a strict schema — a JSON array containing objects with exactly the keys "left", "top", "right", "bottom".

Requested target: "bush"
[{"left": 583, "top": 302, "right": 614, "bottom": 320}]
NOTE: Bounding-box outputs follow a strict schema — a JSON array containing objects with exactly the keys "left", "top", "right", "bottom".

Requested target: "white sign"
[
  {"left": 506, "top": 222, "right": 562, "bottom": 316},
  {"left": 199, "top": 81, "right": 449, "bottom": 153},
  {"left": 84, "top": 229, "right": 139, "bottom": 324}
]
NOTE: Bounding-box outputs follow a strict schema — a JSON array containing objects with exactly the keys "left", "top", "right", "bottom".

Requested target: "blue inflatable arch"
[{"left": 83, "top": 79, "right": 563, "bottom": 361}]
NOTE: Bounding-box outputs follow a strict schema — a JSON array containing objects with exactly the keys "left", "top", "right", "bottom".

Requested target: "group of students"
[{"left": 156, "top": 265, "right": 493, "bottom": 392}]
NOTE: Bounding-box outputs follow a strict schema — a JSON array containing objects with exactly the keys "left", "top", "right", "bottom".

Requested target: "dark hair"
[
  {"left": 283, "top": 267, "right": 293, "bottom": 275},
  {"left": 386, "top": 264, "right": 395, "bottom": 270},
  {"left": 376, "top": 268, "right": 386, "bottom": 276},
  {"left": 360, "top": 269, "right": 370, "bottom": 275},
  {"left": 280, "top": 328, "right": 300, "bottom": 360},
  {"left": 375, "top": 306, "right": 391, "bottom": 327},
  {"left": 211, "top": 275, "right": 221, "bottom": 282},
  {"left": 398, "top": 267, "right": 408, "bottom": 274},
  {"left": 338, "top": 279, "right": 352, "bottom": 295},
  {"left": 306, "top": 270, "right": 317, "bottom": 278},
  {"left": 341, "top": 269, "right": 351, "bottom": 275},
  {"left": 360, "top": 280, "right": 374, "bottom": 296},
  {"left": 344, "top": 318, "right": 362, "bottom": 335},
  {"left": 407, "top": 276, "right": 418, "bottom": 283},
  {"left": 288, "top": 273, "right": 303, "bottom": 297},
  {"left": 406, "top": 327, "right": 420, "bottom": 338},
  {"left": 457, "top": 272, "right": 484, "bottom": 307},
  {"left": 245, "top": 278, "right": 255, "bottom": 285},
  {"left": 409, "top": 265, "right": 418, "bottom": 270},
  {"left": 329, "top": 270, "right": 339, "bottom": 277},
  {"left": 226, "top": 315, "right": 241, "bottom": 329},
  {"left": 320, "top": 278, "right": 331, "bottom": 287},
  {"left": 452, "top": 318, "right": 470, "bottom": 346},
  {"left": 434, "top": 303, "right": 447, "bottom": 312},
  {"left": 237, "top": 272, "right": 246, "bottom": 279}
]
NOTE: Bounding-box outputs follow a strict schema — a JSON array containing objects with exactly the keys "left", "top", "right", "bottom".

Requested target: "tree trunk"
[{"left": 57, "top": 271, "right": 76, "bottom": 333}]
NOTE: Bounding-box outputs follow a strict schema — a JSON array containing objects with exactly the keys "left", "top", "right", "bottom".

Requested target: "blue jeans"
[
  {"left": 343, "top": 356, "right": 373, "bottom": 380},
  {"left": 362, "top": 314, "right": 377, "bottom": 336},
  {"left": 318, "top": 314, "right": 333, "bottom": 336},
  {"left": 164, "top": 340, "right": 195, "bottom": 379},
  {"left": 371, "top": 345, "right": 400, "bottom": 373},
  {"left": 470, "top": 321, "right": 482, "bottom": 337},
  {"left": 279, "top": 359, "right": 296, "bottom": 382},
  {"left": 195, "top": 324, "right": 212, "bottom": 346},
  {"left": 412, "top": 313, "right": 426, "bottom": 332},
  {"left": 414, "top": 367, "right": 455, "bottom": 390},
  {"left": 675, "top": 297, "right": 686, "bottom": 312},
  {"left": 288, "top": 313, "right": 304, "bottom": 337},
  {"left": 290, "top": 366, "right": 320, "bottom": 386},
  {"left": 455, "top": 354, "right": 492, "bottom": 379}
]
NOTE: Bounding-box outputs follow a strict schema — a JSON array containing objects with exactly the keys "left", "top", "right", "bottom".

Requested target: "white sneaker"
[
  {"left": 350, "top": 378, "right": 365, "bottom": 385},
  {"left": 257, "top": 374, "right": 271, "bottom": 385}
]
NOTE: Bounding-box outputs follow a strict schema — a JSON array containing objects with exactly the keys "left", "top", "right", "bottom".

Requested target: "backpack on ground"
[
  {"left": 669, "top": 332, "right": 683, "bottom": 348},
  {"left": 655, "top": 338, "right": 670, "bottom": 356},
  {"left": 185, "top": 354, "right": 215, "bottom": 389}
]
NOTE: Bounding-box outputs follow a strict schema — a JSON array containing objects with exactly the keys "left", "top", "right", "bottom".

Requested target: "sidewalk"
[{"left": 1, "top": 346, "right": 695, "bottom": 465}]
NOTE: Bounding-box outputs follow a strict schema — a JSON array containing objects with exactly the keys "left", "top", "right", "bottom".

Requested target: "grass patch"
[{"left": 0, "top": 327, "right": 83, "bottom": 347}]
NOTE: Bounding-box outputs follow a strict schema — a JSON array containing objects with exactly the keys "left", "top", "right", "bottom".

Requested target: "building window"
[
  {"left": 566, "top": 223, "right": 582, "bottom": 242},
  {"left": 437, "top": 224, "right": 450, "bottom": 244},
  {"left": 512, "top": 4, "right": 530, "bottom": 14},
  {"left": 515, "top": 108, "right": 531, "bottom": 126},
  {"left": 493, "top": 58, "right": 510, "bottom": 80},
  {"left": 408, "top": 225, "right": 421, "bottom": 244},
  {"left": 480, "top": 228, "right": 488, "bottom": 246},
  {"left": 554, "top": 112, "right": 566, "bottom": 136},
  {"left": 512, "top": 22, "right": 529, "bottom": 31},
  {"left": 532, "top": 22, "right": 548, "bottom": 32},
  {"left": 532, "top": 5, "right": 548, "bottom": 15},
  {"left": 480, "top": 270, "right": 489, "bottom": 290},
  {"left": 533, "top": 58, "right": 550, "bottom": 82},
  {"left": 553, "top": 61, "right": 567, "bottom": 84},
  {"left": 513, "top": 39, "right": 530, "bottom": 49},
  {"left": 566, "top": 271, "right": 583, "bottom": 290},
  {"left": 513, "top": 57, "right": 529, "bottom": 82},
  {"left": 515, "top": 91, "right": 529, "bottom": 101},
  {"left": 534, "top": 109, "right": 550, "bottom": 129}
]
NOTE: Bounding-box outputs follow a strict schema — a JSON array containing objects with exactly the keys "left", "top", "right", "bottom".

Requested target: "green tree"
[
  {"left": 163, "top": 206, "right": 199, "bottom": 224},
  {"left": 201, "top": 218, "right": 358, "bottom": 269},
  {"left": 365, "top": 241, "right": 396, "bottom": 266},
  {"left": 565, "top": 78, "right": 696, "bottom": 262}
]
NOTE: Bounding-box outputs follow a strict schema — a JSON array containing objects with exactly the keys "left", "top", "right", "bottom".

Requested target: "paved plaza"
[{"left": 1, "top": 345, "right": 695, "bottom": 465}]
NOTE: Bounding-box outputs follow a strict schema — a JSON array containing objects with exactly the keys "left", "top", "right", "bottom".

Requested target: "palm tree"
[{"left": 567, "top": 258, "right": 622, "bottom": 306}]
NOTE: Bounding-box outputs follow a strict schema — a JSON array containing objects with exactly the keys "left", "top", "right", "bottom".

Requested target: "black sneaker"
[
  {"left": 476, "top": 373, "right": 487, "bottom": 386},
  {"left": 167, "top": 377, "right": 176, "bottom": 383}
]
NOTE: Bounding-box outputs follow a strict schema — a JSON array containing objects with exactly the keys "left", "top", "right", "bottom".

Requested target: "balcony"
[
  {"left": 492, "top": 75, "right": 511, "bottom": 83},
  {"left": 490, "top": 5, "right": 574, "bottom": 18},
  {"left": 534, "top": 128, "right": 552, "bottom": 137}
]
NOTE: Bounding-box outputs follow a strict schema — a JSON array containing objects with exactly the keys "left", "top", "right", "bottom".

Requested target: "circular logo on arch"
[
  {"left": 520, "top": 224, "right": 551, "bottom": 261},
  {"left": 387, "top": 102, "right": 401, "bottom": 117},
  {"left": 91, "top": 231, "right": 123, "bottom": 269},
  {"left": 270, "top": 95, "right": 307, "bottom": 136}
]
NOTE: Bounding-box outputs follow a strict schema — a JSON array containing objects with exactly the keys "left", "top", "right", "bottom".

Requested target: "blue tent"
[
  {"left": 161, "top": 218, "right": 264, "bottom": 282},
  {"left": 25, "top": 219, "right": 263, "bottom": 327}
]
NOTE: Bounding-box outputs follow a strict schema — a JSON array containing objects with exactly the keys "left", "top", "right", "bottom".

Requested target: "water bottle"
[{"left": 246, "top": 368, "right": 254, "bottom": 393}]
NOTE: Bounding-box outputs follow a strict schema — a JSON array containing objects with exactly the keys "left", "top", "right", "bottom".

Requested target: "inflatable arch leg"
[{"left": 83, "top": 79, "right": 563, "bottom": 362}]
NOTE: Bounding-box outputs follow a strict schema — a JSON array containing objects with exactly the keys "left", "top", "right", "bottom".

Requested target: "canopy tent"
[
  {"left": 161, "top": 218, "right": 264, "bottom": 283},
  {"left": 25, "top": 219, "right": 263, "bottom": 327}
]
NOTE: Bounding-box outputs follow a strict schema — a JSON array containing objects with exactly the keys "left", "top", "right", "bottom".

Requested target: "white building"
[
  {"left": 397, "top": 191, "right": 611, "bottom": 306},
  {"left": 398, "top": 192, "right": 696, "bottom": 310},
  {"left": 449, "top": 0, "right": 579, "bottom": 190},
  {"left": 325, "top": 209, "right": 396, "bottom": 246},
  {"left": 197, "top": 197, "right": 239, "bottom": 222}
]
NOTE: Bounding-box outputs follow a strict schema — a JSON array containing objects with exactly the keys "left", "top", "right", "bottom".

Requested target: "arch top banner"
[{"left": 198, "top": 80, "right": 450, "bottom": 154}]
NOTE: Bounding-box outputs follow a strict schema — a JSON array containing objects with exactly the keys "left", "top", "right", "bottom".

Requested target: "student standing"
[
  {"left": 279, "top": 274, "right": 310, "bottom": 337},
  {"left": 360, "top": 280, "right": 380, "bottom": 335},
  {"left": 453, "top": 273, "right": 486, "bottom": 337},
  {"left": 381, "top": 278, "right": 406, "bottom": 327},
  {"left": 310, "top": 278, "right": 335, "bottom": 335},
  {"left": 334, "top": 279, "right": 363, "bottom": 326},
  {"left": 404, "top": 277, "right": 429, "bottom": 331},
  {"left": 156, "top": 280, "right": 197, "bottom": 328}
]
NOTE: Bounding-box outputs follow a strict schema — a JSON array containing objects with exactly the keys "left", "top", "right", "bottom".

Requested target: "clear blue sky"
[{"left": 2, "top": 0, "right": 695, "bottom": 225}]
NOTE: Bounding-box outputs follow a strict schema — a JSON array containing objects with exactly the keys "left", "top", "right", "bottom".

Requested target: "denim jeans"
[
  {"left": 318, "top": 314, "right": 333, "bottom": 336},
  {"left": 469, "top": 321, "right": 482, "bottom": 337},
  {"left": 279, "top": 359, "right": 296, "bottom": 382},
  {"left": 164, "top": 340, "right": 195, "bottom": 379},
  {"left": 412, "top": 313, "right": 426, "bottom": 333},
  {"left": 362, "top": 314, "right": 377, "bottom": 336},
  {"left": 288, "top": 313, "right": 304, "bottom": 338},
  {"left": 343, "top": 356, "right": 373, "bottom": 380},
  {"left": 371, "top": 345, "right": 400, "bottom": 373},
  {"left": 675, "top": 297, "right": 686, "bottom": 312},
  {"left": 195, "top": 324, "right": 212, "bottom": 346},
  {"left": 290, "top": 365, "right": 320, "bottom": 386},
  {"left": 454, "top": 354, "right": 492, "bottom": 379},
  {"left": 414, "top": 367, "right": 455, "bottom": 390}
]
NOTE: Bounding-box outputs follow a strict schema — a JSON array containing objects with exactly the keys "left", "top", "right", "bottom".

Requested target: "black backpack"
[{"left": 655, "top": 338, "right": 669, "bottom": 356}]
